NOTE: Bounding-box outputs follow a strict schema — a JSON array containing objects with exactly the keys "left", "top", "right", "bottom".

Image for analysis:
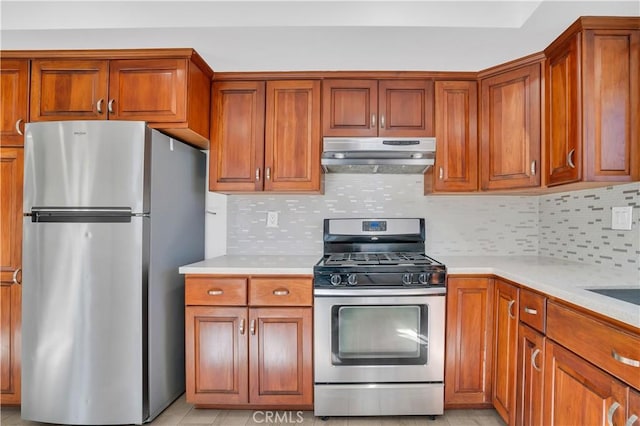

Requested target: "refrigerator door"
[
  {"left": 23, "top": 120, "right": 148, "bottom": 213},
  {"left": 21, "top": 215, "right": 146, "bottom": 425}
]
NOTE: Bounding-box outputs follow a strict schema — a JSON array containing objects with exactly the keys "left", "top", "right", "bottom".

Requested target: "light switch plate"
[{"left": 611, "top": 206, "right": 633, "bottom": 230}]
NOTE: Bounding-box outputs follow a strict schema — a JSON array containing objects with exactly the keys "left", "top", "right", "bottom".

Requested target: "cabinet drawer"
[
  {"left": 185, "top": 276, "right": 247, "bottom": 306},
  {"left": 547, "top": 301, "right": 640, "bottom": 389},
  {"left": 249, "top": 277, "right": 312, "bottom": 306},
  {"left": 519, "top": 289, "right": 546, "bottom": 333}
]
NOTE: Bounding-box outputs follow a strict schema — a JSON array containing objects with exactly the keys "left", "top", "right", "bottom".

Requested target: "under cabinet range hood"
[{"left": 321, "top": 137, "right": 436, "bottom": 174}]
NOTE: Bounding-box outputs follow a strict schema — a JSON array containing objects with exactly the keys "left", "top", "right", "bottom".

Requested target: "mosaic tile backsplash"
[
  {"left": 539, "top": 182, "right": 639, "bottom": 272},
  {"left": 208, "top": 176, "right": 639, "bottom": 271}
]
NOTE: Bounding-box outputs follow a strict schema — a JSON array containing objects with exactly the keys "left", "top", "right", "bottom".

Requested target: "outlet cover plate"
[
  {"left": 266, "top": 211, "right": 279, "bottom": 228},
  {"left": 611, "top": 206, "right": 633, "bottom": 230}
]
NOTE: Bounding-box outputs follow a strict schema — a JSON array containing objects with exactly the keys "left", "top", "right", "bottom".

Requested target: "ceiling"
[{"left": 1, "top": 1, "right": 638, "bottom": 72}]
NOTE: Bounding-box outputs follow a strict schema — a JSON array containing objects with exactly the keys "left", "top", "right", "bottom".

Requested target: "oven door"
[{"left": 314, "top": 288, "right": 445, "bottom": 384}]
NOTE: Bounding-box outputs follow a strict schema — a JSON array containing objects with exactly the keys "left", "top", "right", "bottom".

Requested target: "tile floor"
[{"left": 1, "top": 394, "right": 506, "bottom": 426}]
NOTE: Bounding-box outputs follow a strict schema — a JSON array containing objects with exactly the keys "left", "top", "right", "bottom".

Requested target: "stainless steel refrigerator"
[{"left": 21, "top": 121, "right": 205, "bottom": 425}]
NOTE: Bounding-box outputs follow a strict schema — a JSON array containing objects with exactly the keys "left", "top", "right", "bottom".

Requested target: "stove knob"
[
  {"left": 347, "top": 274, "right": 358, "bottom": 286},
  {"left": 330, "top": 274, "right": 342, "bottom": 286},
  {"left": 402, "top": 273, "right": 413, "bottom": 285},
  {"left": 418, "top": 273, "right": 430, "bottom": 285}
]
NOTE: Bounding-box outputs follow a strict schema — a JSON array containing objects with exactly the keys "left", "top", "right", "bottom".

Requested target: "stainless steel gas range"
[{"left": 313, "top": 218, "right": 447, "bottom": 417}]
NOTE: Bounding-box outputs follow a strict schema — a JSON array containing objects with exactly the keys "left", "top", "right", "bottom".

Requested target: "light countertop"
[{"left": 179, "top": 254, "right": 640, "bottom": 329}]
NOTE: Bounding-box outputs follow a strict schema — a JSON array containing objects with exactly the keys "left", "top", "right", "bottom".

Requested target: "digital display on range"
[{"left": 362, "top": 220, "right": 387, "bottom": 232}]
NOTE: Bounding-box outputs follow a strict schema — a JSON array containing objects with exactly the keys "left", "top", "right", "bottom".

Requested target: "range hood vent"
[{"left": 321, "top": 137, "right": 436, "bottom": 174}]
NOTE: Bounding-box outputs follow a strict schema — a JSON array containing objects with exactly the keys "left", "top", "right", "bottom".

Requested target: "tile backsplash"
[
  {"left": 539, "top": 182, "right": 640, "bottom": 272},
  {"left": 205, "top": 176, "right": 639, "bottom": 271}
]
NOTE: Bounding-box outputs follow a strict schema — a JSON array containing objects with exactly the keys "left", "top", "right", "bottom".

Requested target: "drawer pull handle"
[
  {"left": 380, "top": 114, "right": 385, "bottom": 128},
  {"left": 239, "top": 319, "right": 245, "bottom": 335},
  {"left": 439, "top": 167, "right": 444, "bottom": 180},
  {"left": 524, "top": 307, "right": 538, "bottom": 315},
  {"left": 612, "top": 350, "right": 640, "bottom": 368},
  {"left": 255, "top": 168, "right": 260, "bottom": 181},
  {"left": 273, "top": 288, "right": 290, "bottom": 296},
  {"left": 96, "top": 98, "right": 104, "bottom": 114},
  {"left": 250, "top": 319, "right": 256, "bottom": 335},
  {"left": 530, "top": 160, "right": 536, "bottom": 175},
  {"left": 108, "top": 99, "right": 115, "bottom": 113},
  {"left": 531, "top": 348, "right": 541, "bottom": 371},
  {"left": 371, "top": 114, "right": 376, "bottom": 128},
  {"left": 508, "top": 300, "right": 516, "bottom": 319},
  {"left": 626, "top": 414, "right": 638, "bottom": 426},
  {"left": 608, "top": 402, "right": 621, "bottom": 426},
  {"left": 12, "top": 268, "right": 21, "bottom": 285},
  {"left": 207, "top": 289, "right": 224, "bottom": 296}
]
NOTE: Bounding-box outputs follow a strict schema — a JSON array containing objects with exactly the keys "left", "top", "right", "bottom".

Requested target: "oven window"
[{"left": 331, "top": 304, "right": 428, "bottom": 365}]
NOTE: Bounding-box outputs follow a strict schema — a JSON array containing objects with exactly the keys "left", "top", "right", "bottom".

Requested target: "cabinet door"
[
  {"left": 209, "top": 81, "right": 265, "bottom": 192},
  {"left": 480, "top": 63, "right": 541, "bottom": 190},
  {"left": 547, "top": 34, "right": 581, "bottom": 186},
  {"left": 379, "top": 80, "right": 434, "bottom": 137},
  {"left": 492, "top": 280, "right": 519, "bottom": 425},
  {"left": 433, "top": 80, "right": 478, "bottom": 192},
  {"left": 544, "top": 341, "right": 627, "bottom": 426},
  {"left": 516, "top": 324, "right": 545, "bottom": 426},
  {"left": 627, "top": 388, "right": 640, "bottom": 426},
  {"left": 582, "top": 29, "right": 640, "bottom": 182},
  {"left": 1, "top": 60, "right": 29, "bottom": 146},
  {"left": 108, "top": 59, "right": 187, "bottom": 122},
  {"left": 185, "top": 306, "right": 248, "bottom": 405},
  {"left": 0, "top": 147, "right": 23, "bottom": 404},
  {"left": 444, "top": 277, "right": 493, "bottom": 407},
  {"left": 264, "top": 80, "right": 321, "bottom": 192},
  {"left": 322, "top": 79, "right": 377, "bottom": 137},
  {"left": 30, "top": 60, "right": 109, "bottom": 121},
  {"left": 249, "top": 307, "right": 313, "bottom": 406}
]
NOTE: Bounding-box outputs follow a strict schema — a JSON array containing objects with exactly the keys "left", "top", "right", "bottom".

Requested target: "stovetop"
[{"left": 322, "top": 252, "right": 437, "bottom": 267}]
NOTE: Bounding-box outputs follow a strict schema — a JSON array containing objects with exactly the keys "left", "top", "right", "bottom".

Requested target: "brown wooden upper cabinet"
[
  {"left": 430, "top": 80, "right": 478, "bottom": 192},
  {"left": 480, "top": 61, "right": 542, "bottom": 190},
  {"left": 210, "top": 80, "right": 322, "bottom": 193},
  {"left": 545, "top": 18, "right": 640, "bottom": 186},
  {"left": 28, "top": 50, "right": 212, "bottom": 148},
  {"left": 322, "top": 79, "right": 434, "bottom": 137},
  {"left": 0, "top": 59, "right": 29, "bottom": 147}
]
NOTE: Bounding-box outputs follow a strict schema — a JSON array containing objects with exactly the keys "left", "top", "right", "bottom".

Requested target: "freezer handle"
[{"left": 27, "top": 207, "right": 135, "bottom": 223}]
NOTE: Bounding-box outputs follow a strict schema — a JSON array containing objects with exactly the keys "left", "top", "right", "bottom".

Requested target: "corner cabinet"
[
  {"left": 480, "top": 61, "right": 542, "bottom": 190},
  {"left": 428, "top": 80, "right": 478, "bottom": 193},
  {"left": 322, "top": 79, "right": 434, "bottom": 137},
  {"left": 209, "top": 80, "right": 321, "bottom": 193},
  {"left": 546, "top": 19, "right": 640, "bottom": 185},
  {"left": 0, "top": 147, "right": 23, "bottom": 405},
  {"left": 444, "top": 277, "right": 494, "bottom": 407},
  {"left": 28, "top": 50, "right": 212, "bottom": 148},
  {"left": 185, "top": 275, "right": 313, "bottom": 409},
  {"left": 0, "top": 59, "right": 29, "bottom": 146}
]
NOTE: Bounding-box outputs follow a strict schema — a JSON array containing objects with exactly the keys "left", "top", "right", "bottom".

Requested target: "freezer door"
[
  {"left": 21, "top": 217, "right": 147, "bottom": 425},
  {"left": 23, "top": 121, "right": 148, "bottom": 213}
]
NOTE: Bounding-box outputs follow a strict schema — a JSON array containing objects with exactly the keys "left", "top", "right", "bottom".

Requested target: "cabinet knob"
[
  {"left": 15, "top": 119, "right": 24, "bottom": 136},
  {"left": 567, "top": 149, "right": 576, "bottom": 169},
  {"left": 108, "top": 99, "right": 115, "bottom": 114}
]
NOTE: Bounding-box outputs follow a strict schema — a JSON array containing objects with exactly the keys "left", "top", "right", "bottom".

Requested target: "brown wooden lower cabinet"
[
  {"left": 492, "top": 280, "right": 519, "bottom": 425},
  {"left": 444, "top": 277, "right": 494, "bottom": 407},
  {"left": 544, "top": 340, "right": 629, "bottom": 426},
  {"left": 516, "top": 323, "right": 545, "bottom": 426},
  {"left": 184, "top": 275, "right": 313, "bottom": 409}
]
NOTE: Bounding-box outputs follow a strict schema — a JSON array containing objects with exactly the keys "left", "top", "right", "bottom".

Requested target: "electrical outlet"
[
  {"left": 266, "top": 211, "right": 279, "bottom": 228},
  {"left": 611, "top": 206, "right": 633, "bottom": 230}
]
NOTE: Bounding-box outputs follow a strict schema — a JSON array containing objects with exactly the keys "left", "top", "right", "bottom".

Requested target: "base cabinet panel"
[
  {"left": 516, "top": 324, "right": 545, "bottom": 426},
  {"left": 444, "top": 277, "right": 493, "bottom": 407}
]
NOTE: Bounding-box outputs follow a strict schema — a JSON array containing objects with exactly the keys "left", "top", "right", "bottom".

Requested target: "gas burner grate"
[{"left": 324, "top": 252, "right": 434, "bottom": 267}]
